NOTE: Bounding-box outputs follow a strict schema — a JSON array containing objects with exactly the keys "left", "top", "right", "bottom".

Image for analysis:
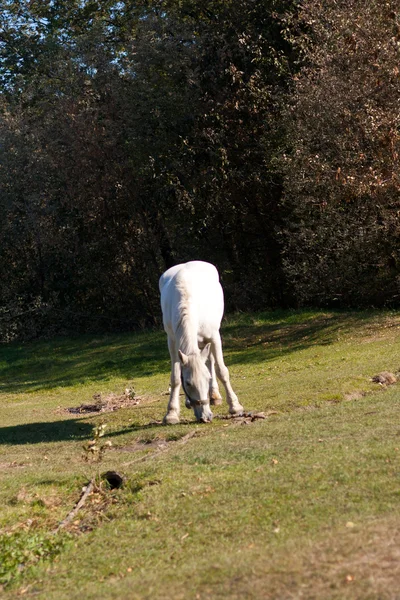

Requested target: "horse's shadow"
[
  {"left": 0, "top": 416, "right": 199, "bottom": 445},
  {"left": 0, "top": 418, "right": 96, "bottom": 445}
]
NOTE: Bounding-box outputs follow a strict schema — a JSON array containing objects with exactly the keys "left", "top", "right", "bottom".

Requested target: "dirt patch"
[
  {"left": 65, "top": 388, "right": 141, "bottom": 414},
  {"left": 115, "top": 428, "right": 201, "bottom": 454},
  {"left": 343, "top": 391, "right": 367, "bottom": 401},
  {"left": 115, "top": 438, "right": 170, "bottom": 453},
  {"left": 0, "top": 461, "right": 30, "bottom": 470}
]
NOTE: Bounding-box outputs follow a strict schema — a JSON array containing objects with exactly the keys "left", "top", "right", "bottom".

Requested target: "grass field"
[{"left": 1, "top": 309, "right": 400, "bottom": 599}]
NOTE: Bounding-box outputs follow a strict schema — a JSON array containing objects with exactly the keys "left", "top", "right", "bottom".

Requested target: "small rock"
[{"left": 371, "top": 371, "right": 397, "bottom": 385}]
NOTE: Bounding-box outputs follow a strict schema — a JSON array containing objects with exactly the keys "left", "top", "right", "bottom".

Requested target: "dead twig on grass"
[
  {"left": 215, "top": 410, "right": 279, "bottom": 424},
  {"left": 54, "top": 429, "right": 200, "bottom": 533},
  {"left": 54, "top": 478, "right": 95, "bottom": 533}
]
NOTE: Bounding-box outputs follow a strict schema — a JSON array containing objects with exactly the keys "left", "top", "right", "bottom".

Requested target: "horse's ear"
[
  {"left": 178, "top": 350, "right": 189, "bottom": 365},
  {"left": 200, "top": 343, "right": 211, "bottom": 361}
]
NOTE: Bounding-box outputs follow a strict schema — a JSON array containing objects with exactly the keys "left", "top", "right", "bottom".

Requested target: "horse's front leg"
[
  {"left": 211, "top": 335, "right": 243, "bottom": 415},
  {"left": 207, "top": 353, "right": 223, "bottom": 406},
  {"left": 164, "top": 338, "right": 182, "bottom": 425}
]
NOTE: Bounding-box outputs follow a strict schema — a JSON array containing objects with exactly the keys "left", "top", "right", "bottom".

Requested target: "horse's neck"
[{"left": 176, "top": 300, "right": 199, "bottom": 355}]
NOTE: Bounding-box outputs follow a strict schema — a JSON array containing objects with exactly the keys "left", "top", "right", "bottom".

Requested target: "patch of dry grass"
[{"left": 213, "top": 516, "right": 400, "bottom": 600}]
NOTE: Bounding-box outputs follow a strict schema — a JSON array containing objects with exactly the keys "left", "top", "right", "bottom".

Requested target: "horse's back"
[
  {"left": 160, "top": 261, "right": 223, "bottom": 332},
  {"left": 159, "top": 261, "right": 218, "bottom": 292}
]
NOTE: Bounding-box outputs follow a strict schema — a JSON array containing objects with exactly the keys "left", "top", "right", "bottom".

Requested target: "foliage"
[
  {"left": 0, "top": 1, "right": 297, "bottom": 340},
  {"left": 83, "top": 422, "right": 109, "bottom": 462},
  {"left": 282, "top": 0, "right": 400, "bottom": 306},
  {"left": 0, "top": 1, "right": 400, "bottom": 340},
  {"left": 0, "top": 530, "right": 69, "bottom": 587}
]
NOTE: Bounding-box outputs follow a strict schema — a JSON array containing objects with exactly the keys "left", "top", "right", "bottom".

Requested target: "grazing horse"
[{"left": 159, "top": 261, "right": 244, "bottom": 424}]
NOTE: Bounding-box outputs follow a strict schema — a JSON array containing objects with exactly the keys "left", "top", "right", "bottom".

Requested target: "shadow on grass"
[
  {"left": 0, "top": 415, "right": 199, "bottom": 445},
  {"left": 222, "top": 310, "right": 381, "bottom": 365},
  {"left": 0, "top": 310, "right": 385, "bottom": 394},
  {"left": 0, "top": 331, "right": 168, "bottom": 394},
  {"left": 0, "top": 418, "right": 96, "bottom": 445}
]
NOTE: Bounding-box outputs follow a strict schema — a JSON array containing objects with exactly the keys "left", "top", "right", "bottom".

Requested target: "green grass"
[{"left": 1, "top": 309, "right": 400, "bottom": 599}]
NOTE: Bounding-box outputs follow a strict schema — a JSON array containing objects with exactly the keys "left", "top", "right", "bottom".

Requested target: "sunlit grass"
[{"left": 1, "top": 309, "right": 400, "bottom": 599}]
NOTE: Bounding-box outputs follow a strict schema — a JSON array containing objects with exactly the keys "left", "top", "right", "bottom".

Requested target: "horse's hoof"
[
  {"left": 163, "top": 412, "right": 180, "bottom": 425},
  {"left": 210, "top": 393, "right": 223, "bottom": 406},
  {"left": 229, "top": 404, "right": 244, "bottom": 416}
]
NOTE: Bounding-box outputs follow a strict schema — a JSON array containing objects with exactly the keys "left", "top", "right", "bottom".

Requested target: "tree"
[
  {"left": 0, "top": 1, "right": 300, "bottom": 340},
  {"left": 282, "top": 0, "right": 400, "bottom": 306}
]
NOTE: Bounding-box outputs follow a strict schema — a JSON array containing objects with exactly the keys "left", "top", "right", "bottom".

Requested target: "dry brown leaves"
[{"left": 65, "top": 388, "right": 141, "bottom": 414}]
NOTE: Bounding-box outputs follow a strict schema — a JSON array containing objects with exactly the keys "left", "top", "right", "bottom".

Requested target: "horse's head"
[{"left": 179, "top": 344, "right": 213, "bottom": 423}]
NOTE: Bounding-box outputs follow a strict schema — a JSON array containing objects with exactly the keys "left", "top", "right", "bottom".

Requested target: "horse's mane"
[{"left": 174, "top": 272, "right": 199, "bottom": 355}]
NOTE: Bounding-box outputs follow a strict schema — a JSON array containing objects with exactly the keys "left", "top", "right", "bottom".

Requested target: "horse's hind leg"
[
  {"left": 208, "top": 353, "right": 222, "bottom": 406},
  {"left": 212, "top": 336, "right": 243, "bottom": 415},
  {"left": 164, "top": 337, "right": 181, "bottom": 425}
]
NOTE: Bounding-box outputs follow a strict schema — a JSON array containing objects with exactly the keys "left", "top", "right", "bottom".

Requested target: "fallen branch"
[
  {"left": 54, "top": 478, "right": 95, "bottom": 533},
  {"left": 55, "top": 430, "right": 199, "bottom": 531},
  {"left": 215, "top": 410, "right": 279, "bottom": 422}
]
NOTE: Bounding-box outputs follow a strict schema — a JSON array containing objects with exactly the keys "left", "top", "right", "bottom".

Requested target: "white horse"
[{"left": 159, "top": 260, "right": 244, "bottom": 424}]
